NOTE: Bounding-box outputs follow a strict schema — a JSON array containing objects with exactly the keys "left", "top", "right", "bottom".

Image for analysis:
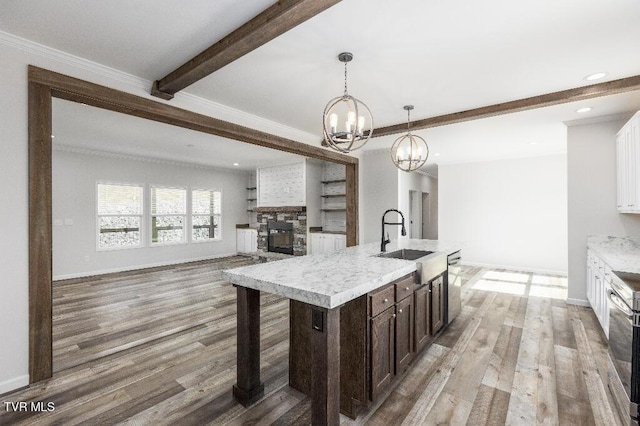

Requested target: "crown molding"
[
  {"left": 53, "top": 144, "right": 248, "bottom": 174},
  {"left": 0, "top": 30, "right": 319, "bottom": 145}
]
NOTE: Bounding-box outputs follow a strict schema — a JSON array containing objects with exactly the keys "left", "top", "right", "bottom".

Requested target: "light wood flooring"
[{"left": 0, "top": 258, "right": 624, "bottom": 425}]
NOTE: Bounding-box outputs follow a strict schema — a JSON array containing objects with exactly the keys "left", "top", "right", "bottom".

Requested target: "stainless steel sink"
[
  {"left": 378, "top": 249, "right": 446, "bottom": 284},
  {"left": 378, "top": 249, "right": 433, "bottom": 260}
]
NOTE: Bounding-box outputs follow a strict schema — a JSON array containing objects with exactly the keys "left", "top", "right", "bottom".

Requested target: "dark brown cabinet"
[
  {"left": 370, "top": 306, "right": 395, "bottom": 400},
  {"left": 431, "top": 275, "right": 444, "bottom": 334},
  {"left": 395, "top": 293, "right": 414, "bottom": 375},
  {"left": 414, "top": 284, "right": 432, "bottom": 353},
  {"left": 289, "top": 271, "right": 445, "bottom": 419}
]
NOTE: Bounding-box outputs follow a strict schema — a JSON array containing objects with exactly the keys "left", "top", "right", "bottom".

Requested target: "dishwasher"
[{"left": 445, "top": 251, "right": 462, "bottom": 325}]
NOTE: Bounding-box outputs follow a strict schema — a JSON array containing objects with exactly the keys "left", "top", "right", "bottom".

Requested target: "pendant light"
[
  {"left": 391, "top": 105, "right": 429, "bottom": 172},
  {"left": 322, "top": 52, "right": 373, "bottom": 153}
]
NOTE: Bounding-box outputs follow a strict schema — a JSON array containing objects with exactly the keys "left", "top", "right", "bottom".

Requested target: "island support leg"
[
  {"left": 233, "top": 286, "right": 264, "bottom": 406},
  {"left": 311, "top": 307, "right": 340, "bottom": 426}
]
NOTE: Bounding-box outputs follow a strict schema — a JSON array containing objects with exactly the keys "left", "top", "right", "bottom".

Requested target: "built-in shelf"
[
  {"left": 321, "top": 194, "right": 346, "bottom": 198},
  {"left": 321, "top": 179, "right": 346, "bottom": 184}
]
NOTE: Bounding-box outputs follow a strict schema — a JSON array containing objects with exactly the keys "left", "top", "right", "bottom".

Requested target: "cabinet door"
[
  {"left": 310, "top": 234, "right": 322, "bottom": 254},
  {"left": 431, "top": 276, "right": 444, "bottom": 335},
  {"left": 334, "top": 234, "right": 346, "bottom": 251},
  {"left": 395, "top": 294, "right": 414, "bottom": 374},
  {"left": 322, "top": 234, "right": 335, "bottom": 253},
  {"left": 414, "top": 285, "right": 431, "bottom": 353},
  {"left": 370, "top": 307, "right": 395, "bottom": 401},
  {"left": 236, "top": 229, "right": 246, "bottom": 253}
]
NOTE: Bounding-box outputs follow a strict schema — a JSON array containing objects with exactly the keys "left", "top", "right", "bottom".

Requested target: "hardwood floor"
[{"left": 0, "top": 259, "right": 624, "bottom": 425}]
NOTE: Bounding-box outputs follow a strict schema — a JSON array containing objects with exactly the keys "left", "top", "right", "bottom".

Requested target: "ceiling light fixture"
[
  {"left": 584, "top": 72, "right": 607, "bottom": 81},
  {"left": 233, "top": 162, "right": 240, "bottom": 166},
  {"left": 391, "top": 105, "right": 429, "bottom": 172},
  {"left": 576, "top": 107, "right": 592, "bottom": 113},
  {"left": 322, "top": 52, "right": 373, "bottom": 153}
]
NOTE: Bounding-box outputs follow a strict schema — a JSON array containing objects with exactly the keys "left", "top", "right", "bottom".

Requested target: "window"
[
  {"left": 97, "top": 183, "right": 143, "bottom": 249},
  {"left": 192, "top": 189, "right": 221, "bottom": 241},
  {"left": 151, "top": 186, "right": 187, "bottom": 244}
]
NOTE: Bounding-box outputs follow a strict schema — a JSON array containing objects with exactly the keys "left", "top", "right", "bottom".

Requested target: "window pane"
[
  {"left": 192, "top": 190, "right": 213, "bottom": 215},
  {"left": 192, "top": 215, "right": 219, "bottom": 240},
  {"left": 98, "top": 216, "right": 140, "bottom": 248},
  {"left": 152, "top": 215, "right": 184, "bottom": 243},
  {"left": 151, "top": 187, "right": 186, "bottom": 215},
  {"left": 98, "top": 184, "right": 142, "bottom": 215}
]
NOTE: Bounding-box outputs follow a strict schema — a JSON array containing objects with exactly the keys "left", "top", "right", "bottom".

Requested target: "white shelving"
[{"left": 586, "top": 249, "right": 610, "bottom": 338}]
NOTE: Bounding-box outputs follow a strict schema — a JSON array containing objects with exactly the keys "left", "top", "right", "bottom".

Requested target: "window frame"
[
  {"left": 191, "top": 188, "right": 223, "bottom": 243},
  {"left": 149, "top": 184, "right": 188, "bottom": 246},
  {"left": 95, "top": 181, "right": 145, "bottom": 251}
]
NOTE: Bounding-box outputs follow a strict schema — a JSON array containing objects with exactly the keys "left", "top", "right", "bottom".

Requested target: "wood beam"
[
  {"left": 151, "top": 0, "right": 342, "bottom": 99},
  {"left": 371, "top": 75, "right": 640, "bottom": 138},
  {"left": 29, "top": 66, "right": 355, "bottom": 166}
]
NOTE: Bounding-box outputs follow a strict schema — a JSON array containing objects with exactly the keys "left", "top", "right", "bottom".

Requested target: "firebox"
[{"left": 268, "top": 221, "right": 294, "bottom": 255}]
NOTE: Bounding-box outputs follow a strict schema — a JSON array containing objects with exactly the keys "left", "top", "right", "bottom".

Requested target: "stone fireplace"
[{"left": 255, "top": 206, "right": 307, "bottom": 256}]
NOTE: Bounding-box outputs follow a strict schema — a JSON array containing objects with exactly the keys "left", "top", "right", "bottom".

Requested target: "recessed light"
[
  {"left": 530, "top": 142, "right": 538, "bottom": 145},
  {"left": 576, "top": 107, "right": 592, "bottom": 113},
  {"left": 233, "top": 162, "right": 240, "bottom": 166},
  {"left": 584, "top": 72, "right": 607, "bottom": 81},
  {"left": 434, "top": 153, "right": 441, "bottom": 156}
]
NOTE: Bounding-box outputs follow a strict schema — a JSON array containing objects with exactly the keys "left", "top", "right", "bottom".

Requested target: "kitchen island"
[{"left": 223, "top": 239, "right": 461, "bottom": 425}]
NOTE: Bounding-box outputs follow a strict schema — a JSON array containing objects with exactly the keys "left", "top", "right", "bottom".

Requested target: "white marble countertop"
[
  {"left": 223, "top": 239, "right": 462, "bottom": 309},
  {"left": 587, "top": 235, "right": 640, "bottom": 274}
]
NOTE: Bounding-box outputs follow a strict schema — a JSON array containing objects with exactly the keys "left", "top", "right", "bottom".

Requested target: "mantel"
[{"left": 253, "top": 206, "right": 306, "bottom": 213}]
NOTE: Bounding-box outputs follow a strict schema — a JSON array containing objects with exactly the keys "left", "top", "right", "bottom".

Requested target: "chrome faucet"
[{"left": 381, "top": 209, "right": 407, "bottom": 252}]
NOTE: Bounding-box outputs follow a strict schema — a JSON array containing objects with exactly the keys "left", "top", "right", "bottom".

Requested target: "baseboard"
[
  {"left": 461, "top": 261, "right": 568, "bottom": 277},
  {"left": 53, "top": 252, "right": 239, "bottom": 280},
  {"left": 0, "top": 374, "right": 29, "bottom": 396},
  {"left": 566, "top": 298, "right": 590, "bottom": 307}
]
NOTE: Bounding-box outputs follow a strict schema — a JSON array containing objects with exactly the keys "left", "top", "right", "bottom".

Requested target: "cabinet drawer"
[
  {"left": 370, "top": 285, "right": 395, "bottom": 317},
  {"left": 395, "top": 275, "right": 415, "bottom": 302}
]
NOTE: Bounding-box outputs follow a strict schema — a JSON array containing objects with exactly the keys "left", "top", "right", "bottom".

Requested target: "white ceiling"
[{"left": 3, "top": 0, "right": 640, "bottom": 173}]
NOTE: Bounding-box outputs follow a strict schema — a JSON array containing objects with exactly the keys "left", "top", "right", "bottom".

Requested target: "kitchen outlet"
[
  {"left": 53, "top": 219, "right": 63, "bottom": 226},
  {"left": 64, "top": 219, "right": 74, "bottom": 226}
]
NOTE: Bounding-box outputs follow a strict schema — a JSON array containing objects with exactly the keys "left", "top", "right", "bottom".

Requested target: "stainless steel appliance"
[
  {"left": 608, "top": 271, "right": 640, "bottom": 425},
  {"left": 445, "top": 251, "right": 462, "bottom": 325}
]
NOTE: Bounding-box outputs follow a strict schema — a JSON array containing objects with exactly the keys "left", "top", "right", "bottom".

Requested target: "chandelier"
[
  {"left": 391, "top": 105, "right": 429, "bottom": 172},
  {"left": 322, "top": 52, "right": 373, "bottom": 153}
]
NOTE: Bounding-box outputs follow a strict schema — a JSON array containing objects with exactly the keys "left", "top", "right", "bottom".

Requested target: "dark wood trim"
[
  {"left": 345, "top": 163, "right": 358, "bottom": 247},
  {"left": 311, "top": 307, "right": 341, "bottom": 426},
  {"left": 152, "top": 0, "right": 342, "bottom": 99},
  {"left": 233, "top": 286, "right": 264, "bottom": 406},
  {"left": 372, "top": 75, "right": 640, "bottom": 138},
  {"left": 27, "top": 65, "right": 359, "bottom": 383},
  {"left": 28, "top": 81, "right": 53, "bottom": 383},
  {"left": 28, "top": 66, "right": 357, "bottom": 166}
]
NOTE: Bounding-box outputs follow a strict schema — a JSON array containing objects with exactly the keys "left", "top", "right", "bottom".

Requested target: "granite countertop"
[
  {"left": 587, "top": 235, "right": 640, "bottom": 274},
  {"left": 223, "top": 239, "right": 462, "bottom": 309}
]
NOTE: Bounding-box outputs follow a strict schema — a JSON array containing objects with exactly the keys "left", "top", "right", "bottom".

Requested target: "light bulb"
[
  {"left": 357, "top": 116, "right": 365, "bottom": 135},
  {"left": 329, "top": 113, "right": 338, "bottom": 134}
]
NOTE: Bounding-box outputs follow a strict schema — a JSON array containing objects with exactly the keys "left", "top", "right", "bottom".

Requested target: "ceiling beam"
[
  {"left": 370, "top": 75, "right": 640, "bottom": 138},
  {"left": 151, "top": 0, "right": 341, "bottom": 100}
]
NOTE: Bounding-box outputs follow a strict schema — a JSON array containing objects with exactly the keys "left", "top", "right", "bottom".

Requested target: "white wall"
[
  {"left": 398, "top": 171, "right": 438, "bottom": 240},
  {"left": 567, "top": 116, "right": 640, "bottom": 303},
  {"left": 359, "top": 150, "right": 401, "bottom": 244},
  {"left": 0, "top": 33, "right": 320, "bottom": 394},
  {"left": 439, "top": 154, "right": 568, "bottom": 274},
  {"left": 52, "top": 149, "right": 247, "bottom": 279}
]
